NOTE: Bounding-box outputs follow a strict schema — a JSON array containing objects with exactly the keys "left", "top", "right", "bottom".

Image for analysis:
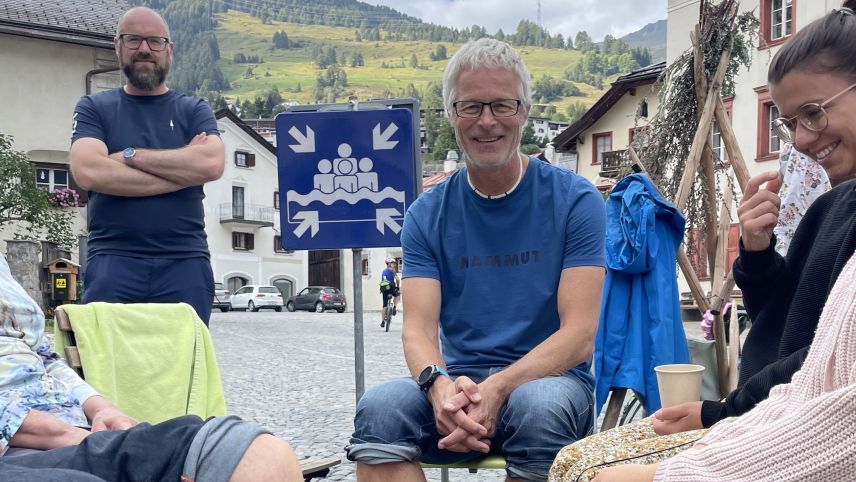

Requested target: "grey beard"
[{"left": 123, "top": 63, "right": 167, "bottom": 91}]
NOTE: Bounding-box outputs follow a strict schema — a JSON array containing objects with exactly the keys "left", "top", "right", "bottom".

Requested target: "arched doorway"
[
  {"left": 227, "top": 276, "right": 249, "bottom": 294},
  {"left": 272, "top": 278, "right": 294, "bottom": 299}
]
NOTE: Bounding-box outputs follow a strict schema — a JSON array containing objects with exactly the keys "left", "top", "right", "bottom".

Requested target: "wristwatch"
[
  {"left": 122, "top": 147, "right": 136, "bottom": 167},
  {"left": 417, "top": 364, "right": 449, "bottom": 392}
]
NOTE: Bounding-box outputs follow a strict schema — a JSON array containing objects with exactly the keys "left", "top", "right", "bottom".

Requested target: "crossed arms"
[
  {"left": 70, "top": 133, "right": 225, "bottom": 197},
  {"left": 402, "top": 265, "right": 604, "bottom": 453}
]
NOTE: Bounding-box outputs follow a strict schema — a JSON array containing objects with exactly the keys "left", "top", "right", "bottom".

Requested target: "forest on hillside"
[{"left": 133, "top": 0, "right": 657, "bottom": 159}]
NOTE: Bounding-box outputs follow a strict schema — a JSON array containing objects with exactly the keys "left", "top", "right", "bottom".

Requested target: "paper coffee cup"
[{"left": 654, "top": 364, "right": 705, "bottom": 408}]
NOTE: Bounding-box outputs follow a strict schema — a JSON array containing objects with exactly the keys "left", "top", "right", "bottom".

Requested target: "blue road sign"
[{"left": 276, "top": 108, "right": 416, "bottom": 250}]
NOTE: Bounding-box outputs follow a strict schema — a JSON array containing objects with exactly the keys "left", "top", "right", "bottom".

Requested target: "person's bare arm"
[
  {"left": 70, "top": 137, "right": 185, "bottom": 196},
  {"left": 127, "top": 132, "right": 225, "bottom": 186},
  {"left": 82, "top": 395, "right": 138, "bottom": 432},
  {"left": 401, "top": 277, "right": 488, "bottom": 452},
  {"left": 9, "top": 410, "right": 89, "bottom": 450}
]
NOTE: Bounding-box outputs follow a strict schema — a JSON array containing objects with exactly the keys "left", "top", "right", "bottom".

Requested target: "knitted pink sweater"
[{"left": 654, "top": 252, "right": 856, "bottom": 481}]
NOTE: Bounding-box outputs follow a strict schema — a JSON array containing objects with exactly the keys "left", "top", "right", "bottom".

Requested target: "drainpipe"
[{"left": 85, "top": 67, "right": 120, "bottom": 95}]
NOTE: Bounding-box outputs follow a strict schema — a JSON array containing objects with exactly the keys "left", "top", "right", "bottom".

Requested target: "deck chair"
[
  {"left": 54, "top": 302, "right": 341, "bottom": 480},
  {"left": 54, "top": 302, "right": 226, "bottom": 423},
  {"left": 421, "top": 454, "right": 506, "bottom": 482}
]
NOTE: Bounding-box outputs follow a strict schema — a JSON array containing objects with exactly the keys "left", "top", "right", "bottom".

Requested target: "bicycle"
[{"left": 381, "top": 292, "right": 394, "bottom": 332}]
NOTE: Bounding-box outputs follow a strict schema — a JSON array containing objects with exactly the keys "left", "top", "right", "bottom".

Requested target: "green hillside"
[{"left": 215, "top": 10, "right": 609, "bottom": 114}]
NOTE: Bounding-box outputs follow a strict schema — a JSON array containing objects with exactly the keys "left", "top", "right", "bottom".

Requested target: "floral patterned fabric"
[
  {"left": 773, "top": 143, "right": 830, "bottom": 257},
  {"left": 549, "top": 417, "right": 706, "bottom": 482},
  {"left": 0, "top": 255, "right": 97, "bottom": 455}
]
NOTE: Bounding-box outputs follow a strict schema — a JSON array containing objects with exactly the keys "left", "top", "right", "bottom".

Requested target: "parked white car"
[{"left": 229, "top": 285, "right": 283, "bottom": 312}]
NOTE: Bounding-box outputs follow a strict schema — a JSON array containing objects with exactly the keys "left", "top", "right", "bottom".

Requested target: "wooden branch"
[
  {"left": 715, "top": 98, "right": 750, "bottom": 192},
  {"left": 678, "top": 248, "right": 710, "bottom": 315},
  {"left": 675, "top": 46, "right": 732, "bottom": 213},
  {"left": 691, "top": 26, "right": 721, "bottom": 276},
  {"left": 711, "top": 184, "right": 734, "bottom": 396}
]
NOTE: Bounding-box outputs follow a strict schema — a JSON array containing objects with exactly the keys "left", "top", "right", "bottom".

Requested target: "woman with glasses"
[{"left": 551, "top": 3, "right": 856, "bottom": 481}]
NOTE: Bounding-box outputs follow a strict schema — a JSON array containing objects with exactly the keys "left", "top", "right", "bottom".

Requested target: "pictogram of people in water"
[{"left": 313, "top": 143, "right": 379, "bottom": 194}]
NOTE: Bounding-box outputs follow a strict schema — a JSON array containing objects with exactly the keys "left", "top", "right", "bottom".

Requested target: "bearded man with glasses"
[
  {"left": 69, "top": 6, "right": 225, "bottom": 325},
  {"left": 346, "top": 38, "right": 606, "bottom": 482}
]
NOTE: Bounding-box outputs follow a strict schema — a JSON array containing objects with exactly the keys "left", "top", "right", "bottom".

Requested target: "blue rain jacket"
[{"left": 594, "top": 173, "right": 690, "bottom": 414}]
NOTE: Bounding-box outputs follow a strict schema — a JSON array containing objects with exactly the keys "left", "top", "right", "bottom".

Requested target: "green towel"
[{"left": 56, "top": 302, "right": 226, "bottom": 424}]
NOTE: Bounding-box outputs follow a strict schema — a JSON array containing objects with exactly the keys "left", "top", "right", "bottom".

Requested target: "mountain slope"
[
  {"left": 215, "top": 10, "right": 605, "bottom": 113},
  {"left": 621, "top": 19, "right": 666, "bottom": 62}
]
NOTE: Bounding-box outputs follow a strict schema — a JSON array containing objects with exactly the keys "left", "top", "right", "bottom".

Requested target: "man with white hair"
[{"left": 346, "top": 38, "right": 606, "bottom": 482}]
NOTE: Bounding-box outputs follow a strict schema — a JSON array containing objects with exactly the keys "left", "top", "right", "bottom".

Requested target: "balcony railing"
[
  {"left": 218, "top": 203, "right": 275, "bottom": 227},
  {"left": 599, "top": 149, "right": 632, "bottom": 178}
]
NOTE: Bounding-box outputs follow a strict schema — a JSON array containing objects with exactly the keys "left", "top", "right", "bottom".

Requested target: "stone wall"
[{"left": 5, "top": 240, "right": 42, "bottom": 310}]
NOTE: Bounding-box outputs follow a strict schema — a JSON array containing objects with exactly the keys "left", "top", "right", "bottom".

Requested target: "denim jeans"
[{"left": 346, "top": 368, "right": 594, "bottom": 481}]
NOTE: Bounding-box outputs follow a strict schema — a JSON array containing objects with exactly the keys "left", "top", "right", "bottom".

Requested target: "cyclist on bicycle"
[{"left": 380, "top": 258, "right": 400, "bottom": 327}]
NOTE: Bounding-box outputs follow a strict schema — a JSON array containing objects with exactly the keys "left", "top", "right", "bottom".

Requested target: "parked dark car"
[
  {"left": 286, "top": 286, "right": 346, "bottom": 313},
  {"left": 213, "top": 282, "right": 231, "bottom": 312}
]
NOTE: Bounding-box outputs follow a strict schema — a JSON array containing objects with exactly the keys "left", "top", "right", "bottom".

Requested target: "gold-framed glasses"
[
  {"left": 772, "top": 81, "right": 856, "bottom": 142},
  {"left": 452, "top": 99, "right": 521, "bottom": 118},
  {"left": 118, "top": 34, "right": 170, "bottom": 51}
]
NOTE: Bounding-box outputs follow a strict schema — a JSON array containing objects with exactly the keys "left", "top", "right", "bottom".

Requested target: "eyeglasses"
[
  {"left": 452, "top": 99, "right": 521, "bottom": 118},
  {"left": 118, "top": 34, "right": 170, "bottom": 52},
  {"left": 772, "top": 82, "right": 856, "bottom": 142}
]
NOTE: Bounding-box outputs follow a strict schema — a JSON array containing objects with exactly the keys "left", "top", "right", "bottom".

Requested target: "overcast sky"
[{"left": 367, "top": 0, "right": 666, "bottom": 42}]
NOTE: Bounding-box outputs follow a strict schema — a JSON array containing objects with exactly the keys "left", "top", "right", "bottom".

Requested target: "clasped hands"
[{"left": 429, "top": 375, "right": 504, "bottom": 454}]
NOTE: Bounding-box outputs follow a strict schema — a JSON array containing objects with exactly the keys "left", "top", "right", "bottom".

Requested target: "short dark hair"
[{"left": 768, "top": 0, "right": 856, "bottom": 83}]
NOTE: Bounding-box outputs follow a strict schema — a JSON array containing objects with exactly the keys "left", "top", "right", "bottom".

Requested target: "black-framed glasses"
[
  {"left": 452, "top": 99, "right": 521, "bottom": 118},
  {"left": 118, "top": 34, "right": 170, "bottom": 51},
  {"left": 772, "top": 81, "right": 856, "bottom": 142}
]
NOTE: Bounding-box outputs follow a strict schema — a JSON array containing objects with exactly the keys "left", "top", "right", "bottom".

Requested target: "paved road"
[{"left": 209, "top": 309, "right": 506, "bottom": 482}]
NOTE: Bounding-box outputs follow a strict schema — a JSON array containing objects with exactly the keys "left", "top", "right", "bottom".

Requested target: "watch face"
[
  {"left": 123, "top": 147, "right": 135, "bottom": 158},
  {"left": 417, "top": 366, "right": 433, "bottom": 385}
]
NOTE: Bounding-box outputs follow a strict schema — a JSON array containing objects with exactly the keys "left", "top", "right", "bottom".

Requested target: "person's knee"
[
  {"left": 504, "top": 376, "right": 593, "bottom": 441},
  {"left": 355, "top": 379, "right": 425, "bottom": 427},
  {"left": 229, "top": 434, "right": 301, "bottom": 482}
]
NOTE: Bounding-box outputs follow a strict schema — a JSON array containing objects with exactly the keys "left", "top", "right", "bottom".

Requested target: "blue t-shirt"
[
  {"left": 401, "top": 158, "right": 606, "bottom": 386},
  {"left": 381, "top": 267, "right": 397, "bottom": 287},
  {"left": 71, "top": 88, "right": 219, "bottom": 259}
]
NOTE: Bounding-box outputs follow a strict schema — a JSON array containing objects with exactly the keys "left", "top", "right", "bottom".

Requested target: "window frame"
[
  {"left": 35, "top": 166, "right": 69, "bottom": 192},
  {"left": 754, "top": 87, "right": 781, "bottom": 162},
  {"left": 760, "top": 0, "right": 795, "bottom": 49},
  {"left": 628, "top": 126, "right": 650, "bottom": 149},
  {"left": 591, "top": 131, "right": 613, "bottom": 165},
  {"left": 234, "top": 151, "right": 256, "bottom": 168},
  {"left": 232, "top": 232, "right": 254, "bottom": 251}
]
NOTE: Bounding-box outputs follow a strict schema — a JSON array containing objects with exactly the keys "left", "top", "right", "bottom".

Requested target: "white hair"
[{"left": 442, "top": 38, "right": 532, "bottom": 118}]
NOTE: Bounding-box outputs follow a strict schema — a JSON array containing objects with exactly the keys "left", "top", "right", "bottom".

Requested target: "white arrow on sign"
[
  {"left": 288, "top": 126, "right": 315, "bottom": 153},
  {"left": 372, "top": 123, "right": 399, "bottom": 150},
  {"left": 376, "top": 208, "right": 402, "bottom": 235},
  {"left": 293, "top": 211, "right": 319, "bottom": 238}
]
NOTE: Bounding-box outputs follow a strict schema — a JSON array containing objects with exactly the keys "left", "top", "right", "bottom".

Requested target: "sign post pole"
[{"left": 352, "top": 248, "right": 365, "bottom": 403}]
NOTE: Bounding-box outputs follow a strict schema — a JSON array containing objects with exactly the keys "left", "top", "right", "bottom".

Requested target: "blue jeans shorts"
[{"left": 346, "top": 368, "right": 594, "bottom": 481}]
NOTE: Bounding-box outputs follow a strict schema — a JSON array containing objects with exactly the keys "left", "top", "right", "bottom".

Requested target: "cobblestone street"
[{"left": 209, "top": 309, "right": 507, "bottom": 482}]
